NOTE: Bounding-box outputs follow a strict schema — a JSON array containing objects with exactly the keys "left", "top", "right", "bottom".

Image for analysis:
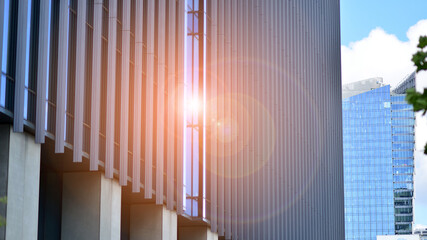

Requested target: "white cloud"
[
  {"left": 341, "top": 19, "right": 427, "bottom": 226},
  {"left": 341, "top": 19, "right": 427, "bottom": 87}
]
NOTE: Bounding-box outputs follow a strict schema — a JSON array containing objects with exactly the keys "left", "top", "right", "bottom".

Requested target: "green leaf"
[
  {"left": 0, "top": 215, "right": 5, "bottom": 227},
  {"left": 412, "top": 51, "right": 427, "bottom": 72},
  {"left": 0, "top": 196, "right": 5, "bottom": 227},
  {"left": 410, "top": 36, "right": 427, "bottom": 156},
  {"left": 418, "top": 36, "right": 427, "bottom": 49}
]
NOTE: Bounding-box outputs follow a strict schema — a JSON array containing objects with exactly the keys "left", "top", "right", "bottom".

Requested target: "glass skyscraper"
[{"left": 343, "top": 76, "right": 415, "bottom": 240}]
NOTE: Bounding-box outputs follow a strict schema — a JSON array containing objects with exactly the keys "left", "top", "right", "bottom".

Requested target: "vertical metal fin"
[
  {"left": 120, "top": 0, "right": 131, "bottom": 185},
  {"left": 166, "top": 0, "right": 177, "bottom": 210},
  {"left": 35, "top": 0, "right": 51, "bottom": 143},
  {"left": 156, "top": 0, "right": 166, "bottom": 205},
  {"left": 90, "top": 0, "right": 103, "bottom": 171},
  {"left": 73, "top": 0, "right": 87, "bottom": 163},
  {"left": 176, "top": 0, "right": 186, "bottom": 215},
  {"left": 217, "top": 0, "right": 225, "bottom": 234},
  {"left": 144, "top": 0, "right": 155, "bottom": 198},
  {"left": 14, "top": 0, "right": 30, "bottom": 133},
  {"left": 55, "top": 0, "right": 68, "bottom": 153},
  {"left": 132, "top": 0, "right": 144, "bottom": 192},
  {"left": 210, "top": 0, "right": 218, "bottom": 233},
  {"left": 105, "top": 0, "right": 118, "bottom": 178}
]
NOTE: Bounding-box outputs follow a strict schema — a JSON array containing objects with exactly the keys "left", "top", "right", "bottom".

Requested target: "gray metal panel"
[
  {"left": 283, "top": 1, "right": 291, "bottom": 238},
  {"left": 237, "top": 0, "right": 245, "bottom": 237},
  {"left": 166, "top": 0, "right": 176, "bottom": 209},
  {"left": 230, "top": 0, "right": 237, "bottom": 238},
  {"left": 73, "top": 0, "right": 87, "bottom": 163},
  {"left": 156, "top": 0, "right": 166, "bottom": 205},
  {"left": 35, "top": 0, "right": 51, "bottom": 144},
  {"left": 241, "top": 0, "right": 247, "bottom": 236},
  {"left": 144, "top": 0, "right": 154, "bottom": 198},
  {"left": 120, "top": 0, "right": 131, "bottom": 185},
  {"left": 55, "top": 0, "right": 68, "bottom": 152},
  {"left": 133, "top": 0, "right": 143, "bottom": 192},
  {"left": 14, "top": 0, "right": 30, "bottom": 133},
  {"left": 105, "top": 0, "right": 117, "bottom": 178},
  {"left": 253, "top": 1, "right": 260, "bottom": 238},
  {"left": 90, "top": 0, "right": 103, "bottom": 171},
  {"left": 247, "top": 0, "right": 255, "bottom": 238},
  {"left": 260, "top": 1, "right": 266, "bottom": 238},
  {"left": 271, "top": 0, "right": 277, "bottom": 238},
  {"left": 278, "top": 0, "right": 284, "bottom": 238}
]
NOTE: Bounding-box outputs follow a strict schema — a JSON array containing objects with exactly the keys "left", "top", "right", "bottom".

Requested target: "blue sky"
[
  {"left": 340, "top": 0, "right": 427, "bottom": 228},
  {"left": 341, "top": 0, "right": 427, "bottom": 46}
]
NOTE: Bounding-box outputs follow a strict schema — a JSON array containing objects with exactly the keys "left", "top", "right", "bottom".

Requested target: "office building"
[
  {"left": 343, "top": 75, "right": 415, "bottom": 240},
  {"left": 414, "top": 227, "right": 427, "bottom": 240},
  {"left": 0, "top": 0, "right": 343, "bottom": 239}
]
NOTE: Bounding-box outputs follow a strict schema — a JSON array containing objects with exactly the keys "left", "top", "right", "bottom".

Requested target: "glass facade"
[
  {"left": 184, "top": 0, "right": 208, "bottom": 219},
  {"left": 343, "top": 86, "right": 395, "bottom": 240},
  {"left": 391, "top": 95, "right": 415, "bottom": 234},
  {"left": 343, "top": 85, "right": 415, "bottom": 240},
  {"left": 1, "top": 0, "right": 18, "bottom": 112}
]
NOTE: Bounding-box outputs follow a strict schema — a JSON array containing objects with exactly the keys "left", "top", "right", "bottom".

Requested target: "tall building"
[
  {"left": 0, "top": 0, "right": 344, "bottom": 239},
  {"left": 343, "top": 75, "right": 415, "bottom": 240}
]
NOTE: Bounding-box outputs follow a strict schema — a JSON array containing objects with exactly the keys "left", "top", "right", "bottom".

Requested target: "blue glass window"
[{"left": 184, "top": 0, "right": 207, "bottom": 218}]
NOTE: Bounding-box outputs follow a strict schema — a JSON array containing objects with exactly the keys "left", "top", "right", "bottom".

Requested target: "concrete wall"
[
  {"left": 0, "top": 125, "right": 41, "bottom": 240},
  {"left": 179, "top": 226, "right": 218, "bottom": 240},
  {"left": 130, "top": 204, "right": 177, "bottom": 240},
  {"left": 61, "top": 172, "right": 121, "bottom": 240}
]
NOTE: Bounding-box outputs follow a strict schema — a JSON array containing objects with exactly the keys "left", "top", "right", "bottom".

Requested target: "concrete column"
[
  {"left": 0, "top": 125, "right": 41, "bottom": 240},
  {"left": 130, "top": 204, "right": 177, "bottom": 240},
  {"left": 61, "top": 172, "right": 121, "bottom": 240},
  {"left": 179, "top": 226, "right": 219, "bottom": 240}
]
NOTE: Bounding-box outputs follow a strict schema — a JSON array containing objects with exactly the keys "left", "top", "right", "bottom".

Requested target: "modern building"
[
  {"left": 392, "top": 76, "right": 416, "bottom": 235},
  {"left": 0, "top": 0, "right": 344, "bottom": 239},
  {"left": 393, "top": 72, "right": 416, "bottom": 95},
  {"left": 414, "top": 227, "right": 427, "bottom": 240},
  {"left": 343, "top": 75, "right": 416, "bottom": 240}
]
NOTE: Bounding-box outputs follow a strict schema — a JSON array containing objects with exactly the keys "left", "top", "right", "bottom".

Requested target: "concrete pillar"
[
  {"left": 130, "top": 204, "right": 177, "bottom": 240},
  {"left": 61, "top": 172, "right": 121, "bottom": 240},
  {"left": 0, "top": 125, "right": 41, "bottom": 240},
  {"left": 179, "top": 226, "right": 219, "bottom": 240}
]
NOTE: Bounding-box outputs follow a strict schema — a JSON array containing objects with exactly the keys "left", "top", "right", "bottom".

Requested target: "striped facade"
[{"left": 0, "top": 0, "right": 344, "bottom": 239}]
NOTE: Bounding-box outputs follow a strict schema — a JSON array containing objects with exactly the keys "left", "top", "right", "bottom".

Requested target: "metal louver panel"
[
  {"left": 120, "top": 0, "right": 131, "bottom": 185},
  {"left": 105, "top": 0, "right": 118, "bottom": 179},
  {"left": 73, "top": 0, "right": 87, "bottom": 163},
  {"left": 35, "top": 0, "right": 51, "bottom": 144}
]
